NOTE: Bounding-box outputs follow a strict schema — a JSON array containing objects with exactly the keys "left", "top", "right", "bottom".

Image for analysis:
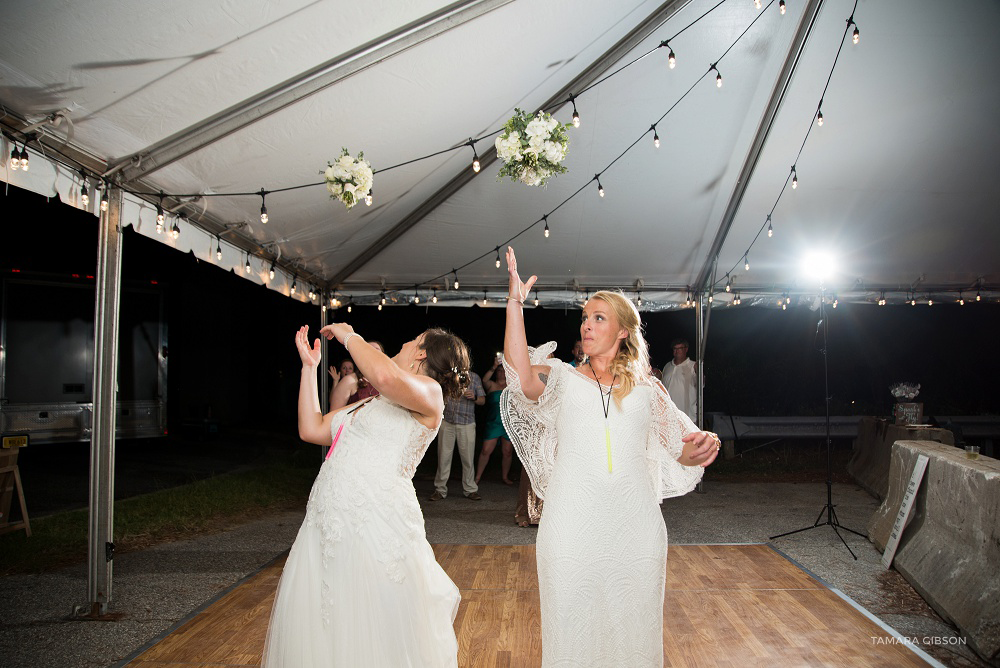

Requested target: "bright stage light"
[{"left": 801, "top": 251, "right": 836, "bottom": 283}]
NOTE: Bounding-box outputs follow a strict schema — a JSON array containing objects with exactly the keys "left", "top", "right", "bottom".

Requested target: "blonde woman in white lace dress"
[
  {"left": 262, "top": 324, "right": 471, "bottom": 667},
  {"left": 500, "top": 247, "right": 720, "bottom": 668}
]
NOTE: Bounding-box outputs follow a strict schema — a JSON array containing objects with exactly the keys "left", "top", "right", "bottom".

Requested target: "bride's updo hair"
[
  {"left": 588, "top": 291, "right": 651, "bottom": 407},
  {"left": 419, "top": 328, "right": 472, "bottom": 400}
]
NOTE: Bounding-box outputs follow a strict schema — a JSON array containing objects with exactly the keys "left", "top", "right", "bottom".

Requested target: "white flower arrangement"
[
  {"left": 890, "top": 382, "right": 920, "bottom": 401},
  {"left": 323, "top": 148, "right": 373, "bottom": 210},
  {"left": 494, "top": 109, "right": 569, "bottom": 187}
]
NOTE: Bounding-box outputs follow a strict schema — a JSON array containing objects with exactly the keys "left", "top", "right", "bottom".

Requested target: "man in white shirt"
[{"left": 662, "top": 338, "right": 699, "bottom": 423}]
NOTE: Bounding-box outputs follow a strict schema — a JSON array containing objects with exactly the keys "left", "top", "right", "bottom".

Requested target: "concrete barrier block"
[
  {"left": 848, "top": 417, "right": 953, "bottom": 500},
  {"left": 869, "top": 440, "right": 1000, "bottom": 663}
]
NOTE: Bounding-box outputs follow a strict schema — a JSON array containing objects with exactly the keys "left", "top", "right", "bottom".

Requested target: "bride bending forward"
[{"left": 262, "top": 323, "right": 471, "bottom": 667}]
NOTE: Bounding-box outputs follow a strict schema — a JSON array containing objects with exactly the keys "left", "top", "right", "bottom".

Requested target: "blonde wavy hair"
[{"left": 588, "top": 290, "right": 651, "bottom": 407}]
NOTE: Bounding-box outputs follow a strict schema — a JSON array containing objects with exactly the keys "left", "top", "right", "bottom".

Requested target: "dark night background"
[{"left": 2, "top": 184, "right": 998, "bottom": 511}]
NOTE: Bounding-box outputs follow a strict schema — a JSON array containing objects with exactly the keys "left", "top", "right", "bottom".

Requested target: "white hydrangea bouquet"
[
  {"left": 323, "top": 148, "right": 373, "bottom": 210},
  {"left": 494, "top": 109, "right": 569, "bottom": 187},
  {"left": 890, "top": 382, "right": 920, "bottom": 401}
]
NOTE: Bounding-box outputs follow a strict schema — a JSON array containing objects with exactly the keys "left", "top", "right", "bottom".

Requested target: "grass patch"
[{"left": 0, "top": 449, "right": 317, "bottom": 575}]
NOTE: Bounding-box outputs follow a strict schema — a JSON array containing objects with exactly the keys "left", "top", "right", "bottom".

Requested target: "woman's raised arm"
[{"left": 504, "top": 247, "right": 548, "bottom": 401}]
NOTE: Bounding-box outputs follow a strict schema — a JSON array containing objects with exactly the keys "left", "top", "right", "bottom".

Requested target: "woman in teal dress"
[{"left": 475, "top": 357, "right": 515, "bottom": 486}]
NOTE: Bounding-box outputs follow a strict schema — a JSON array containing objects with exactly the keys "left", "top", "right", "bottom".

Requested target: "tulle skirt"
[{"left": 262, "top": 492, "right": 460, "bottom": 667}]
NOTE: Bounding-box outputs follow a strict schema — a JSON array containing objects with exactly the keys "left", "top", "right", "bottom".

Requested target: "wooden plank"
[{"left": 127, "top": 545, "right": 928, "bottom": 667}]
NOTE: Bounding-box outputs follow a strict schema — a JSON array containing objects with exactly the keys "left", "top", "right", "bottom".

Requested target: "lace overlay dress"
[
  {"left": 500, "top": 343, "right": 704, "bottom": 668},
  {"left": 262, "top": 396, "right": 459, "bottom": 667}
]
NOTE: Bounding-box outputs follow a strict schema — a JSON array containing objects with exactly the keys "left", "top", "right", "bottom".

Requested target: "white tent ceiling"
[{"left": 2, "top": 0, "right": 998, "bottom": 307}]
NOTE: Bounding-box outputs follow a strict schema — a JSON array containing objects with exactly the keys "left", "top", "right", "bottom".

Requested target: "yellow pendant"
[{"left": 605, "top": 423, "right": 612, "bottom": 473}]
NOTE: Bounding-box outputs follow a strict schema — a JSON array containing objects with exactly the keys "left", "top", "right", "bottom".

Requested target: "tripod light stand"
[{"left": 770, "top": 284, "right": 866, "bottom": 559}]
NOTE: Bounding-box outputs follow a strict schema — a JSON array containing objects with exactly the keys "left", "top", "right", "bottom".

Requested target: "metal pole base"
[{"left": 770, "top": 501, "right": 866, "bottom": 560}]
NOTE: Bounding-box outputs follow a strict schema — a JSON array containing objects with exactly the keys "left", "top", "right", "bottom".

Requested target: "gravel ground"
[{"left": 0, "top": 478, "right": 987, "bottom": 668}]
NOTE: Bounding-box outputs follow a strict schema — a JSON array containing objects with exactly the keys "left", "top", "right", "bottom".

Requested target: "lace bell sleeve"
[
  {"left": 646, "top": 378, "right": 705, "bottom": 500},
  {"left": 499, "top": 341, "right": 562, "bottom": 500}
]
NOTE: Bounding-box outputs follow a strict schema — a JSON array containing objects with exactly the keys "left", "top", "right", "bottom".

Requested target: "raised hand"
[
  {"left": 295, "top": 325, "right": 322, "bottom": 369},
  {"left": 506, "top": 246, "right": 537, "bottom": 303},
  {"left": 328, "top": 365, "right": 341, "bottom": 384},
  {"left": 319, "top": 322, "right": 355, "bottom": 344}
]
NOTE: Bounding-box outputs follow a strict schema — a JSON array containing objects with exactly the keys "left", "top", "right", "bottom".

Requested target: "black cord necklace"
[{"left": 590, "top": 365, "right": 617, "bottom": 472}]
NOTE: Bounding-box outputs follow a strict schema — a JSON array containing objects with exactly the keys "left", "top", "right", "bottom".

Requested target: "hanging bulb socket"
[
  {"left": 853, "top": 26, "right": 860, "bottom": 44},
  {"left": 570, "top": 94, "right": 580, "bottom": 128},
  {"left": 543, "top": 215, "right": 550, "bottom": 238},
  {"left": 652, "top": 125, "right": 660, "bottom": 149},
  {"left": 216, "top": 238, "right": 223, "bottom": 261},
  {"left": 596, "top": 175, "right": 604, "bottom": 198},
  {"left": 534, "top": 290, "right": 539, "bottom": 307},
  {"left": 259, "top": 190, "right": 268, "bottom": 224},
  {"left": 100, "top": 185, "right": 109, "bottom": 212},
  {"left": 495, "top": 247, "right": 502, "bottom": 269},
  {"left": 470, "top": 142, "right": 481, "bottom": 173},
  {"left": 791, "top": 165, "right": 798, "bottom": 189},
  {"left": 453, "top": 271, "right": 460, "bottom": 290},
  {"left": 81, "top": 180, "right": 90, "bottom": 207},
  {"left": 711, "top": 63, "right": 722, "bottom": 88},
  {"left": 9, "top": 146, "right": 19, "bottom": 171},
  {"left": 767, "top": 214, "right": 773, "bottom": 238},
  {"left": 744, "top": 254, "right": 750, "bottom": 271},
  {"left": 18, "top": 146, "right": 28, "bottom": 171},
  {"left": 365, "top": 189, "right": 373, "bottom": 206},
  {"left": 432, "top": 289, "right": 438, "bottom": 304},
  {"left": 779, "top": 0, "right": 786, "bottom": 14},
  {"left": 817, "top": 109, "right": 824, "bottom": 127},
  {"left": 269, "top": 260, "right": 276, "bottom": 280},
  {"left": 725, "top": 274, "right": 731, "bottom": 293}
]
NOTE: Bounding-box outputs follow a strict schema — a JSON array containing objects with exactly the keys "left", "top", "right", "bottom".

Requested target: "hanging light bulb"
[
  {"left": 9, "top": 146, "right": 19, "bottom": 170},
  {"left": 471, "top": 143, "right": 481, "bottom": 173},
  {"left": 725, "top": 274, "right": 731, "bottom": 293},
  {"left": 291, "top": 278, "right": 297, "bottom": 294},
  {"left": 652, "top": 125, "right": 660, "bottom": 149},
  {"left": 716, "top": 68, "right": 723, "bottom": 88},
  {"left": 543, "top": 216, "right": 550, "bottom": 238},
  {"left": 18, "top": 146, "right": 28, "bottom": 171},
  {"left": 171, "top": 218, "right": 181, "bottom": 239},
  {"left": 782, "top": 302, "right": 787, "bottom": 311},
  {"left": 100, "top": 185, "right": 109, "bottom": 212},
  {"left": 928, "top": 298, "right": 933, "bottom": 306},
  {"left": 976, "top": 290, "right": 981, "bottom": 302},
  {"left": 744, "top": 254, "right": 750, "bottom": 271},
  {"left": 216, "top": 238, "right": 223, "bottom": 261},
  {"left": 269, "top": 261, "right": 276, "bottom": 280},
  {"left": 668, "top": 48, "right": 676, "bottom": 69},
  {"left": 156, "top": 194, "right": 165, "bottom": 233},
  {"left": 432, "top": 289, "right": 438, "bottom": 304},
  {"left": 245, "top": 254, "right": 251, "bottom": 274},
  {"left": 853, "top": 25, "right": 860, "bottom": 44},
  {"left": 637, "top": 291, "right": 643, "bottom": 307},
  {"left": 309, "top": 287, "right": 315, "bottom": 301},
  {"left": 380, "top": 291, "right": 386, "bottom": 306},
  {"left": 81, "top": 181, "right": 90, "bottom": 207},
  {"left": 483, "top": 290, "right": 488, "bottom": 306},
  {"left": 331, "top": 296, "right": 338, "bottom": 308},
  {"left": 259, "top": 190, "right": 268, "bottom": 224},
  {"left": 767, "top": 215, "right": 773, "bottom": 238},
  {"left": 347, "top": 302, "right": 353, "bottom": 313},
  {"left": 833, "top": 297, "right": 839, "bottom": 308},
  {"left": 453, "top": 271, "right": 460, "bottom": 290},
  {"left": 570, "top": 95, "right": 580, "bottom": 128},
  {"left": 959, "top": 293, "right": 964, "bottom": 306},
  {"left": 495, "top": 247, "right": 501, "bottom": 269},
  {"left": 754, "top": 0, "right": 761, "bottom": 9},
  {"left": 708, "top": 293, "right": 713, "bottom": 304},
  {"left": 413, "top": 288, "right": 420, "bottom": 304},
  {"left": 911, "top": 295, "right": 916, "bottom": 306},
  {"left": 779, "top": 0, "right": 786, "bottom": 14},
  {"left": 534, "top": 290, "right": 539, "bottom": 307},
  {"left": 378, "top": 302, "right": 383, "bottom": 311},
  {"left": 596, "top": 175, "right": 604, "bottom": 198},
  {"left": 791, "top": 166, "right": 798, "bottom": 189},
  {"left": 786, "top": 295, "right": 791, "bottom": 304},
  {"left": 817, "top": 109, "right": 824, "bottom": 127},
  {"left": 365, "top": 189, "right": 373, "bottom": 206}
]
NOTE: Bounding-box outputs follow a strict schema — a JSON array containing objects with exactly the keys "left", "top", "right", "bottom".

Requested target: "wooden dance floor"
[{"left": 126, "top": 544, "right": 931, "bottom": 667}]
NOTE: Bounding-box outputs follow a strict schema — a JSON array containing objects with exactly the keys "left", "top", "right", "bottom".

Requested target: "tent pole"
[
  {"left": 320, "top": 297, "right": 330, "bottom": 460},
  {"left": 79, "top": 187, "right": 124, "bottom": 617}
]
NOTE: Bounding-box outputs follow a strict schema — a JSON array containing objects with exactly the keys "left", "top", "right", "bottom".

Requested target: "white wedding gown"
[
  {"left": 262, "top": 396, "right": 459, "bottom": 667},
  {"left": 501, "top": 343, "right": 704, "bottom": 668}
]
